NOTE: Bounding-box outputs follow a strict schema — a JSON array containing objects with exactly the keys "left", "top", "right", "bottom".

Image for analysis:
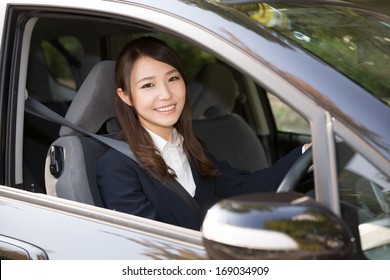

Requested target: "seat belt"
[
  {"left": 25, "top": 97, "right": 138, "bottom": 162},
  {"left": 25, "top": 96, "right": 203, "bottom": 227}
]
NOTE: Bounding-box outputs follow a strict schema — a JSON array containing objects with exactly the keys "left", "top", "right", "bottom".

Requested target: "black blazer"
[{"left": 96, "top": 146, "right": 303, "bottom": 230}]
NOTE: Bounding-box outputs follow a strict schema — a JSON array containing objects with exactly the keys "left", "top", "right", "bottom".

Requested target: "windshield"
[{"left": 228, "top": 2, "right": 390, "bottom": 106}]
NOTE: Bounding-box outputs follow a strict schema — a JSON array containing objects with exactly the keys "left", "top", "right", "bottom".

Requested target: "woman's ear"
[{"left": 117, "top": 88, "right": 132, "bottom": 106}]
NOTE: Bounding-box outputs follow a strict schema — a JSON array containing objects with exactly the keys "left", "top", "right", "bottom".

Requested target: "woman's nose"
[{"left": 159, "top": 83, "right": 172, "bottom": 100}]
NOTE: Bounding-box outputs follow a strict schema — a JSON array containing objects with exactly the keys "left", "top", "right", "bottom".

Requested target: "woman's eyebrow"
[
  {"left": 136, "top": 69, "right": 179, "bottom": 85},
  {"left": 136, "top": 75, "right": 155, "bottom": 85},
  {"left": 165, "top": 69, "right": 179, "bottom": 76}
]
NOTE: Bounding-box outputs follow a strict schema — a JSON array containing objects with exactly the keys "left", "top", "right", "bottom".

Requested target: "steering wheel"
[{"left": 276, "top": 147, "right": 313, "bottom": 193}]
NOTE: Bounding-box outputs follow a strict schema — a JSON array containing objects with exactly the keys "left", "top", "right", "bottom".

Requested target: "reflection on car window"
[
  {"left": 336, "top": 139, "right": 390, "bottom": 259},
  {"left": 41, "top": 36, "right": 83, "bottom": 90},
  {"left": 230, "top": 3, "right": 390, "bottom": 106}
]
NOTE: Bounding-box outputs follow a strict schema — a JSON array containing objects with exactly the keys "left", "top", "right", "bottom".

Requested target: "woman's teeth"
[{"left": 156, "top": 105, "right": 175, "bottom": 112}]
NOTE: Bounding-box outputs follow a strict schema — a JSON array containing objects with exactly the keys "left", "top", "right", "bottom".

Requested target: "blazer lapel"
[{"left": 190, "top": 163, "right": 215, "bottom": 217}]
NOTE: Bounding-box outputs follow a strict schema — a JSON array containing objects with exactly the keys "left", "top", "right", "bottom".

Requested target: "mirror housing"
[{"left": 202, "top": 192, "right": 356, "bottom": 259}]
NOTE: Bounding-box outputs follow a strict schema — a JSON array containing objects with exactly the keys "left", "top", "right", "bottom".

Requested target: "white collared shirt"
[{"left": 146, "top": 128, "right": 197, "bottom": 197}]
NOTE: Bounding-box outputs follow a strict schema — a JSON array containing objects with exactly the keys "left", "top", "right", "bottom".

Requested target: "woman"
[{"left": 97, "top": 36, "right": 310, "bottom": 230}]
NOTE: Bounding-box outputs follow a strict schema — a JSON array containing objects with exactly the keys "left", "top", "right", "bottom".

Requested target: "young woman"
[{"left": 96, "top": 36, "right": 311, "bottom": 230}]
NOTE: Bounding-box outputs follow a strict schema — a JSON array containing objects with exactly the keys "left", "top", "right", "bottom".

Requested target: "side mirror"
[{"left": 201, "top": 192, "right": 356, "bottom": 259}]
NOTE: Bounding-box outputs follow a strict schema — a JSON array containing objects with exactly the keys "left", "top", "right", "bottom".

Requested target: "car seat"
[
  {"left": 44, "top": 60, "right": 117, "bottom": 206},
  {"left": 187, "top": 63, "right": 269, "bottom": 171}
]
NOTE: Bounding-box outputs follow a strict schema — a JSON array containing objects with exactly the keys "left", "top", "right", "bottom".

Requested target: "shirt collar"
[{"left": 146, "top": 128, "right": 183, "bottom": 153}]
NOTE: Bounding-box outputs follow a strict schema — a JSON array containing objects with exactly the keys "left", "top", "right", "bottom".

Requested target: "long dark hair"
[{"left": 115, "top": 36, "right": 219, "bottom": 181}]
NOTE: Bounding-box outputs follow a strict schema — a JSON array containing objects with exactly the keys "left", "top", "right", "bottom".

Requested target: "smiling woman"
[{"left": 96, "top": 36, "right": 308, "bottom": 230}]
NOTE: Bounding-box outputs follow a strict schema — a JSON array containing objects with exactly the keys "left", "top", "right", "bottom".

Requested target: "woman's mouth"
[{"left": 155, "top": 104, "right": 176, "bottom": 112}]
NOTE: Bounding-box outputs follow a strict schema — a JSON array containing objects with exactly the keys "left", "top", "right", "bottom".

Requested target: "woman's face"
[{"left": 117, "top": 55, "right": 186, "bottom": 140}]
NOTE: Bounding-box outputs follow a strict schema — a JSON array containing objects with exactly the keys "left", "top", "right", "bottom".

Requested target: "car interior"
[{"left": 22, "top": 15, "right": 310, "bottom": 198}]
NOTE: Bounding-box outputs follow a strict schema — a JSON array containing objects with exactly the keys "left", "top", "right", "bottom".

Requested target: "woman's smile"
[{"left": 155, "top": 104, "right": 176, "bottom": 113}]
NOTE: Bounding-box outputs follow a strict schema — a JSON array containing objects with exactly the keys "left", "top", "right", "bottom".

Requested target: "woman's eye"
[
  {"left": 141, "top": 83, "right": 154, "bottom": 89},
  {"left": 169, "top": 76, "right": 180, "bottom": 82}
]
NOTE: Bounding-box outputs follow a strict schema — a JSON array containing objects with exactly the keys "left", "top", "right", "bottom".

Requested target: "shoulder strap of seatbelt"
[{"left": 25, "top": 97, "right": 138, "bottom": 162}]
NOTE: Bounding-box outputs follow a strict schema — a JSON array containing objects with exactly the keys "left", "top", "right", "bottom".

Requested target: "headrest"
[
  {"left": 60, "top": 60, "right": 116, "bottom": 136},
  {"left": 188, "top": 63, "right": 239, "bottom": 119}
]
